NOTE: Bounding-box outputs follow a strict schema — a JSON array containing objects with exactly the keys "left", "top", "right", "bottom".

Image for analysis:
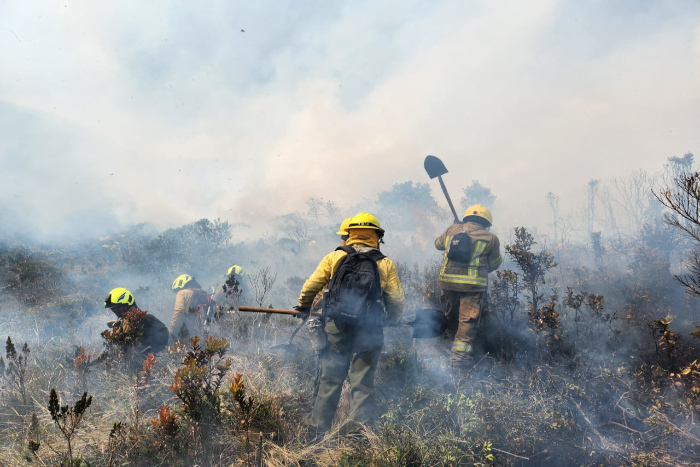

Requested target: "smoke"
[{"left": 1, "top": 0, "right": 698, "bottom": 241}]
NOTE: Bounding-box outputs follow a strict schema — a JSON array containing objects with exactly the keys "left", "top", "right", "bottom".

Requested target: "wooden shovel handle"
[
  {"left": 238, "top": 306, "right": 321, "bottom": 317},
  {"left": 438, "top": 175, "right": 461, "bottom": 223}
]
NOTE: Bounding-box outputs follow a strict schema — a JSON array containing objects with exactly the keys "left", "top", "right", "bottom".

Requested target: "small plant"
[
  {"left": 106, "top": 422, "right": 127, "bottom": 467},
  {"left": 670, "top": 359, "right": 700, "bottom": 406},
  {"left": 100, "top": 354, "right": 161, "bottom": 467},
  {"left": 377, "top": 426, "right": 423, "bottom": 467},
  {"left": 490, "top": 269, "right": 521, "bottom": 322},
  {"left": 169, "top": 336, "right": 231, "bottom": 423},
  {"left": 132, "top": 353, "right": 157, "bottom": 428},
  {"left": 48, "top": 388, "right": 93, "bottom": 467},
  {"left": 505, "top": 227, "right": 557, "bottom": 313},
  {"left": 249, "top": 267, "right": 277, "bottom": 308},
  {"left": 528, "top": 291, "right": 562, "bottom": 362},
  {"left": 73, "top": 347, "right": 92, "bottom": 393},
  {"left": 228, "top": 373, "right": 256, "bottom": 464},
  {"left": 222, "top": 273, "right": 242, "bottom": 308},
  {"left": 140, "top": 352, "right": 156, "bottom": 385},
  {"left": 691, "top": 324, "right": 700, "bottom": 340},
  {"left": 151, "top": 404, "right": 180, "bottom": 454},
  {"left": 99, "top": 309, "right": 153, "bottom": 370},
  {"left": 487, "top": 270, "right": 522, "bottom": 358},
  {"left": 563, "top": 288, "right": 613, "bottom": 334},
  {"left": 649, "top": 316, "right": 680, "bottom": 370},
  {"left": 5, "top": 336, "right": 30, "bottom": 405},
  {"left": 101, "top": 308, "right": 148, "bottom": 350},
  {"left": 529, "top": 294, "right": 560, "bottom": 331}
]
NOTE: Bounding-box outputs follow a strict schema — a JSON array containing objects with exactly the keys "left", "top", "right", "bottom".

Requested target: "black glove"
[{"left": 293, "top": 306, "right": 310, "bottom": 319}]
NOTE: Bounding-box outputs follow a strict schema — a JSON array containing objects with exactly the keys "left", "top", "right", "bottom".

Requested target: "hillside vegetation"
[{"left": 1, "top": 157, "right": 700, "bottom": 466}]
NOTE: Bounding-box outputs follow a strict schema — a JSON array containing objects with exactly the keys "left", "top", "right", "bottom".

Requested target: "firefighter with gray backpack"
[
  {"left": 435, "top": 204, "right": 502, "bottom": 372},
  {"left": 296, "top": 212, "right": 404, "bottom": 439}
]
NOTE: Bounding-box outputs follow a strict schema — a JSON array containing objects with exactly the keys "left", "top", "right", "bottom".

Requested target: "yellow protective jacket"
[
  {"left": 168, "top": 288, "right": 209, "bottom": 339},
  {"left": 435, "top": 221, "right": 502, "bottom": 292},
  {"left": 298, "top": 238, "right": 405, "bottom": 324}
]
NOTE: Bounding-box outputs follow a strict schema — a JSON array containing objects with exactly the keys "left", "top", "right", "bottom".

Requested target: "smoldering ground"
[{"left": 2, "top": 157, "right": 700, "bottom": 464}]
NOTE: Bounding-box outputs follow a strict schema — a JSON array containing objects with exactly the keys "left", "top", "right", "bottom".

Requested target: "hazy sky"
[{"left": 1, "top": 0, "right": 699, "bottom": 240}]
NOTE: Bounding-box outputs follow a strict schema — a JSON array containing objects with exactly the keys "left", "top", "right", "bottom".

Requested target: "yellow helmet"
[
  {"left": 463, "top": 204, "right": 493, "bottom": 225},
  {"left": 336, "top": 218, "right": 352, "bottom": 236},
  {"left": 227, "top": 265, "right": 244, "bottom": 277},
  {"left": 104, "top": 287, "right": 135, "bottom": 308},
  {"left": 348, "top": 212, "right": 385, "bottom": 236},
  {"left": 172, "top": 274, "right": 193, "bottom": 290}
]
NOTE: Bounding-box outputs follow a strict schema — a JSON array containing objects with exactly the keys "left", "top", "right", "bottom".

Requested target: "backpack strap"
[
  {"left": 331, "top": 246, "right": 385, "bottom": 281},
  {"left": 330, "top": 245, "right": 355, "bottom": 275},
  {"left": 365, "top": 249, "right": 386, "bottom": 262},
  {"left": 335, "top": 245, "right": 385, "bottom": 261}
]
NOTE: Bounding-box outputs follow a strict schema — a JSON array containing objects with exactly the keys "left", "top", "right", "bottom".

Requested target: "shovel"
[
  {"left": 424, "top": 155, "right": 461, "bottom": 223},
  {"left": 238, "top": 306, "right": 447, "bottom": 342},
  {"left": 237, "top": 306, "right": 319, "bottom": 351}
]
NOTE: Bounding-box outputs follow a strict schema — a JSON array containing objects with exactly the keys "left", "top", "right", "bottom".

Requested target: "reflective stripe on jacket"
[
  {"left": 297, "top": 244, "right": 405, "bottom": 324},
  {"left": 435, "top": 221, "right": 502, "bottom": 292}
]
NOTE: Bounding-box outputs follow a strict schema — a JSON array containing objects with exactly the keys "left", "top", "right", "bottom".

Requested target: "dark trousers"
[{"left": 306, "top": 319, "right": 383, "bottom": 434}]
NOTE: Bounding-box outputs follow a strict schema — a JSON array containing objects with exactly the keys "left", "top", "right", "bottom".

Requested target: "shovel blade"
[
  {"left": 403, "top": 308, "right": 448, "bottom": 339},
  {"left": 424, "top": 155, "right": 449, "bottom": 179}
]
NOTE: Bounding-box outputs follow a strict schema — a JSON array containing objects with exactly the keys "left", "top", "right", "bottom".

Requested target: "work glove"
[
  {"left": 293, "top": 306, "right": 310, "bottom": 319},
  {"left": 107, "top": 320, "right": 118, "bottom": 329}
]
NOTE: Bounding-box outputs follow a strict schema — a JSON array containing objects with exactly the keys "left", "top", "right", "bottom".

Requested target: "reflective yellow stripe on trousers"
[{"left": 452, "top": 340, "right": 473, "bottom": 353}]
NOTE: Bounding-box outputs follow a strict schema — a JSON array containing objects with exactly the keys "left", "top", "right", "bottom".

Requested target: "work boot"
[{"left": 450, "top": 355, "right": 474, "bottom": 372}]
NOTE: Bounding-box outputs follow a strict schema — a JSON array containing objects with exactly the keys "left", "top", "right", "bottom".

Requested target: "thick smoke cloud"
[{"left": 1, "top": 0, "right": 699, "bottom": 240}]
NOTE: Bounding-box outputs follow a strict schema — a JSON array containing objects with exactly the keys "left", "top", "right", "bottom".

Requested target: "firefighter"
[
  {"left": 168, "top": 274, "right": 212, "bottom": 341},
  {"left": 336, "top": 217, "right": 351, "bottom": 247},
  {"left": 297, "top": 212, "right": 404, "bottom": 439},
  {"left": 310, "top": 217, "right": 352, "bottom": 313},
  {"left": 212, "top": 265, "right": 246, "bottom": 313},
  {"left": 103, "top": 287, "right": 169, "bottom": 355},
  {"left": 435, "top": 204, "right": 502, "bottom": 372},
  {"left": 307, "top": 218, "right": 354, "bottom": 404}
]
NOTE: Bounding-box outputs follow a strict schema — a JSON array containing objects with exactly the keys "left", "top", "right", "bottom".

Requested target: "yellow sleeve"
[
  {"left": 435, "top": 227, "right": 451, "bottom": 251},
  {"left": 488, "top": 236, "right": 503, "bottom": 272},
  {"left": 380, "top": 259, "right": 405, "bottom": 324},
  {"left": 298, "top": 252, "right": 337, "bottom": 308},
  {"left": 168, "top": 290, "right": 189, "bottom": 335}
]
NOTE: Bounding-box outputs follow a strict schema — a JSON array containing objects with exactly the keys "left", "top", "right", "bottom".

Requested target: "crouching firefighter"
[
  {"left": 169, "top": 274, "right": 216, "bottom": 342},
  {"left": 102, "top": 287, "right": 169, "bottom": 358},
  {"left": 296, "top": 212, "right": 404, "bottom": 439},
  {"left": 435, "top": 204, "right": 502, "bottom": 373}
]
